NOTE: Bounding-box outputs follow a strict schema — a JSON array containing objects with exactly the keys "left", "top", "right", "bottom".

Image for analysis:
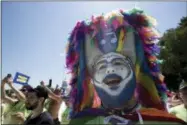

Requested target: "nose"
[{"left": 106, "top": 67, "right": 115, "bottom": 74}]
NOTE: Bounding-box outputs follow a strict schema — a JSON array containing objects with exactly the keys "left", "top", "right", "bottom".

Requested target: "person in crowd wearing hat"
[
  {"left": 24, "top": 85, "right": 54, "bottom": 125},
  {"left": 1, "top": 74, "right": 30, "bottom": 124},
  {"left": 169, "top": 80, "right": 187, "bottom": 122}
]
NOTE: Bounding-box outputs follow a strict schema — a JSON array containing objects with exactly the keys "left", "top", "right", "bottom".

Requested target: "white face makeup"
[
  {"left": 92, "top": 52, "right": 134, "bottom": 96},
  {"left": 85, "top": 29, "right": 137, "bottom": 108}
]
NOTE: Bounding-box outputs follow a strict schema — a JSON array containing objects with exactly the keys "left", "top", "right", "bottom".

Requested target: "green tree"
[{"left": 159, "top": 17, "right": 187, "bottom": 91}]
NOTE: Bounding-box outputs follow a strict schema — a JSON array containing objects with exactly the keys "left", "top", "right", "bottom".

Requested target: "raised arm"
[
  {"left": 1, "top": 77, "right": 17, "bottom": 104},
  {"left": 40, "top": 81, "right": 61, "bottom": 102},
  {"left": 6, "top": 76, "right": 26, "bottom": 102}
]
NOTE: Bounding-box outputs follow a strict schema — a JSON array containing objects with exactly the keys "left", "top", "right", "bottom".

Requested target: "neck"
[
  {"left": 31, "top": 105, "right": 44, "bottom": 118},
  {"left": 122, "top": 97, "right": 138, "bottom": 111},
  {"left": 103, "top": 97, "right": 140, "bottom": 115}
]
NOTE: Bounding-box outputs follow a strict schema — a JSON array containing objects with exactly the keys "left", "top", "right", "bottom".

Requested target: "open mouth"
[{"left": 103, "top": 74, "right": 122, "bottom": 86}]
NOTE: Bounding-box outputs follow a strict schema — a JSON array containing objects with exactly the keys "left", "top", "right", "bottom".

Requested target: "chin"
[
  {"left": 26, "top": 107, "right": 32, "bottom": 110},
  {"left": 26, "top": 105, "right": 34, "bottom": 110},
  {"left": 95, "top": 72, "right": 134, "bottom": 96},
  {"left": 94, "top": 74, "right": 136, "bottom": 108}
]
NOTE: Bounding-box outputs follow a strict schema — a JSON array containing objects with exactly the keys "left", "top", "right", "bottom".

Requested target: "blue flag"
[{"left": 13, "top": 72, "right": 30, "bottom": 85}]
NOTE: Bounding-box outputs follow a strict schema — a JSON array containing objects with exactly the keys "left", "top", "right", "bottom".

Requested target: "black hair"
[{"left": 27, "top": 85, "right": 48, "bottom": 99}]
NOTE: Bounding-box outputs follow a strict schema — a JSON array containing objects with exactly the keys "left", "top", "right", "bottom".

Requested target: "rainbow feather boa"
[{"left": 66, "top": 8, "right": 168, "bottom": 117}]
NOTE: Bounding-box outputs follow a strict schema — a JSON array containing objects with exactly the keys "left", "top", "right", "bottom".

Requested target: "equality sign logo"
[{"left": 13, "top": 72, "right": 30, "bottom": 85}]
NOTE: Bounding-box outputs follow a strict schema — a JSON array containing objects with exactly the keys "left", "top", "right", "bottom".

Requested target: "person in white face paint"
[
  {"left": 65, "top": 8, "right": 186, "bottom": 125},
  {"left": 91, "top": 52, "right": 136, "bottom": 109}
]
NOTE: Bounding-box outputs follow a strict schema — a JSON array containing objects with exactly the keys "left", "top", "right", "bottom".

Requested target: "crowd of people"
[
  {"left": 1, "top": 73, "right": 187, "bottom": 125},
  {"left": 167, "top": 81, "right": 187, "bottom": 122},
  {"left": 1, "top": 74, "right": 71, "bottom": 125},
  {"left": 2, "top": 8, "right": 187, "bottom": 125}
]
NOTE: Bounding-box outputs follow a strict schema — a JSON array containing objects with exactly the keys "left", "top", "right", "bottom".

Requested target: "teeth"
[{"left": 106, "top": 79, "right": 120, "bottom": 85}]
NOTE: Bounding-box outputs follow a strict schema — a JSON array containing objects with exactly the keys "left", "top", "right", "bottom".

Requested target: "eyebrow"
[
  {"left": 104, "top": 55, "right": 124, "bottom": 59},
  {"left": 96, "top": 60, "right": 107, "bottom": 66},
  {"left": 96, "top": 56, "right": 124, "bottom": 65},
  {"left": 111, "top": 58, "right": 125, "bottom": 62}
]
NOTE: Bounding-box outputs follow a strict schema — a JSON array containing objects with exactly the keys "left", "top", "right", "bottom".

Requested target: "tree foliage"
[{"left": 159, "top": 17, "right": 187, "bottom": 91}]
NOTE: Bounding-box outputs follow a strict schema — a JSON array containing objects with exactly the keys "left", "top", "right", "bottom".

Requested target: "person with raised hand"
[
  {"left": 40, "top": 81, "right": 65, "bottom": 125},
  {"left": 1, "top": 74, "right": 29, "bottom": 124},
  {"left": 24, "top": 85, "right": 54, "bottom": 125}
]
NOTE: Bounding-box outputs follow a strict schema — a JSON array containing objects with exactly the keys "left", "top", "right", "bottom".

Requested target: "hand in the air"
[
  {"left": 1, "top": 77, "right": 7, "bottom": 85},
  {"left": 6, "top": 77, "right": 13, "bottom": 87},
  {"left": 1, "top": 74, "right": 12, "bottom": 85}
]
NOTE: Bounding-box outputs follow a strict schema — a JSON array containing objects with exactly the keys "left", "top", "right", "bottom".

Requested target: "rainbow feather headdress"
[{"left": 66, "top": 8, "right": 167, "bottom": 117}]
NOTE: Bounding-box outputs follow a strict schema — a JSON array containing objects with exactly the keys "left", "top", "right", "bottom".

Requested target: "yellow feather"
[
  {"left": 139, "top": 72, "right": 160, "bottom": 102},
  {"left": 135, "top": 64, "right": 140, "bottom": 81},
  {"left": 118, "top": 17, "right": 124, "bottom": 25},
  {"left": 116, "top": 30, "right": 125, "bottom": 52}
]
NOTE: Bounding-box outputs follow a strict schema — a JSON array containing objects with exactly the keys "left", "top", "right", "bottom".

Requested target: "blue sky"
[{"left": 2, "top": 1, "right": 186, "bottom": 89}]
